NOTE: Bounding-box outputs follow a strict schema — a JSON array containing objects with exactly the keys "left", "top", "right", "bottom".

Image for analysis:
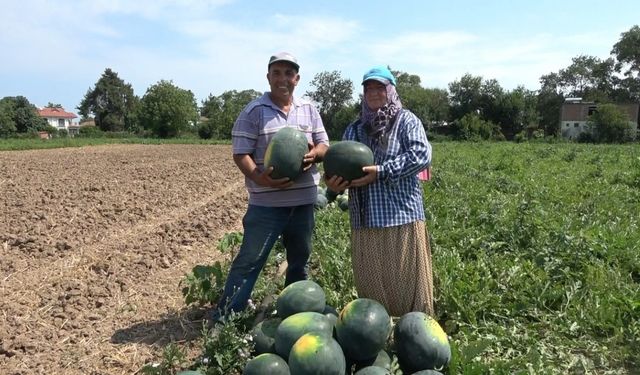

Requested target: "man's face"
[{"left": 267, "top": 62, "right": 300, "bottom": 102}]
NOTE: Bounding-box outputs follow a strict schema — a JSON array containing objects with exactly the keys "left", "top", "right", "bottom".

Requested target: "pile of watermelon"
[
  {"left": 244, "top": 280, "right": 451, "bottom": 375},
  {"left": 316, "top": 186, "right": 349, "bottom": 212}
]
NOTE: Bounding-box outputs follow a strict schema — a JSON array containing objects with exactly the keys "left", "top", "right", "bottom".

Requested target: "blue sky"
[{"left": 1, "top": 0, "right": 638, "bottom": 118}]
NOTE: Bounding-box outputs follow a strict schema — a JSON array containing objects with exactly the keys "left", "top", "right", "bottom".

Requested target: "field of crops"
[
  {"left": 421, "top": 142, "right": 639, "bottom": 373},
  {"left": 1, "top": 141, "right": 638, "bottom": 374}
]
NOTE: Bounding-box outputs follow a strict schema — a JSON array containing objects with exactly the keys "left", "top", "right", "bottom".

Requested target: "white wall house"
[
  {"left": 560, "top": 99, "right": 639, "bottom": 140},
  {"left": 38, "top": 107, "right": 80, "bottom": 135}
]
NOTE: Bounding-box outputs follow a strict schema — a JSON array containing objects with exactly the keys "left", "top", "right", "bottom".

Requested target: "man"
[{"left": 211, "top": 52, "right": 329, "bottom": 323}]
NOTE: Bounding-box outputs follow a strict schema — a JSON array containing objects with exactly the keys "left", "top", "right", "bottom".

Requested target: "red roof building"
[{"left": 38, "top": 107, "right": 80, "bottom": 135}]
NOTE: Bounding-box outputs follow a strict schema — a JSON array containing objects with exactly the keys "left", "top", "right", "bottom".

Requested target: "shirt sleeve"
[
  {"left": 231, "top": 104, "right": 260, "bottom": 155},
  {"left": 377, "top": 111, "right": 431, "bottom": 183}
]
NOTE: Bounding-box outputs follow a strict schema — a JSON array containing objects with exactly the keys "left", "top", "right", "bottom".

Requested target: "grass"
[{"left": 424, "top": 142, "right": 640, "bottom": 374}]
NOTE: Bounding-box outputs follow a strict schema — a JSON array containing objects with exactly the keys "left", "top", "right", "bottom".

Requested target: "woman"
[{"left": 325, "top": 65, "right": 433, "bottom": 316}]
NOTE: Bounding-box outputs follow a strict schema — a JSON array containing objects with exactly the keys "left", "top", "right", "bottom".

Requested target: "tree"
[
  {"left": 448, "top": 73, "right": 483, "bottom": 121},
  {"left": 78, "top": 68, "right": 139, "bottom": 132},
  {"left": 612, "top": 25, "right": 640, "bottom": 78},
  {"left": 393, "top": 70, "right": 450, "bottom": 129},
  {"left": 46, "top": 102, "right": 63, "bottom": 108},
  {"left": 557, "top": 55, "right": 616, "bottom": 102},
  {"left": 537, "top": 73, "right": 565, "bottom": 136},
  {"left": 138, "top": 80, "right": 199, "bottom": 138},
  {"left": 199, "top": 89, "right": 261, "bottom": 139},
  {"left": 0, "top": 96, "right": 48, "bottom": 135},
  {"left": 587, "top": 103, "right": 634, "bottom": 143},
  {"left": 452, "top": 113, "right": 501, "bottom": 141},
  {"left": 305, "top": 71, "right": 354, "bottom": 138},
  {"left": 611, "top": 25, "right": 640, "bottom": 101},
  {"left": 0, "top": 109, "right": 17, "bottom": 137},
  {"left": 498, "top": 86, "right": 539, "bottom": 140}
]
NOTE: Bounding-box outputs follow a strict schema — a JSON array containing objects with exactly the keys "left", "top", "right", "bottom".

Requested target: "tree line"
[{"left": 1, "top": 26, "right": 639, "bottom": 143}]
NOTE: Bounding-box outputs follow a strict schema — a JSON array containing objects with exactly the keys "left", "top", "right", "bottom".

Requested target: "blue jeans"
[{"left": 213, "top": 204, "right": 315, "bottom": 321}]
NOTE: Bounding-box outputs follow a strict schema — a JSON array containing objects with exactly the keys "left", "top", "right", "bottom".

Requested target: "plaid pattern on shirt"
[{"left": 343, "top": 109, "right": 431, "bottom": 228}]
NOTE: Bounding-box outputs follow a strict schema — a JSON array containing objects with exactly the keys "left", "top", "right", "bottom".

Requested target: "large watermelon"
[
  {"left": 335, "top": 298, "right": 392, "bottom": 361},
  {"left": 323, "top": 141, "right": 374, "bottom": 181},
  {"left": 274, "top": 311, "right": 333, "bottom": 360},
  {"left": 393, "top": 312, "right": 451, "bottom": 372},
  {"left": 264, "top": 127, "right": 309, "bottom": 180},
  {"left": 243, "top": 353, "right": 290, "bottom": 375},
  {"left": 288, "top": 332, "right": 346, "bottom": 375},
  {"left": 251, "top": 317, "right": 281, "bottom": 354},
  {"left": 276, "top": 280, "right": 326, "bottom": 319}
]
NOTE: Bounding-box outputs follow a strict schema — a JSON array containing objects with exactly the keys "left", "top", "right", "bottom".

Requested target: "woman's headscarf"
[{"left": 361, "top": 79, "right": 403, "bottom": 141}]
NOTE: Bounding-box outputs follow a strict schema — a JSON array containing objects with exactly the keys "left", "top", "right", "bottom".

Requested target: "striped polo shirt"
[
  {"left": 232, "top": 93, "right": 329, "bottom": 207},
  {"left": 343, "top": 109, "right": 432, "bottom": 228}
]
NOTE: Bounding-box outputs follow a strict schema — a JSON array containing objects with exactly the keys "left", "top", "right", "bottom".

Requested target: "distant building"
[
  {"left": 560, "top": 98, "right": 639, "bottom": 140},
  {"left": 38, "top": 107, "right": 80, "bottom": 135}
]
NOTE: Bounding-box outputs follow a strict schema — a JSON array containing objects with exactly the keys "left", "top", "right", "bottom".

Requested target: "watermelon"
[
  {"left": 251, "top": 317, "right": 281, "bottom": 354},
  {"left": 288, "top": 332, "right": 346, "bottom": 375},
  {"left": 325, "top": 188, "right": 340, "bottom": 203},
  {"left": 276, "top": 280, "right": 326, "bottom": 319},
  {"left": 393, "top": 312, "right": 451, "bottom": 372},
  {"left": 264, "top": 127, "right": 309, "bottom": 180},
  {"left": 274, "top": 311, "right": 333, "bottom": 360},
  {"left": 314, "top": 193, "right": 328, "bottom": 210},
  {"left": 353, "top": 366, "right": 388, "bottom": 375},
  {"left": 337, "top": 196, "right": 349, "bottom": 211},
  {"left": 335, "top": 298, "right": 392, "bottom": 361},
  {"left": 243, "top": 353, "right": 290, "bottom": 375},
  {"left": 323, "top": 141, "right": 374, "bottom": 181},
  {"left": 353, "top": 349, "right": 391, "bottom": 372}
]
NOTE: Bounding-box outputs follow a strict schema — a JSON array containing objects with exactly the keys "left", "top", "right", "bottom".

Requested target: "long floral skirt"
[{"left": 351, "top": 221, "right": 434, "bottom": 317}]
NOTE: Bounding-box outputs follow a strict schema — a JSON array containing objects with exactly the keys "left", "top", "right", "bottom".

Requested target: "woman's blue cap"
[{"left": 362, "top": 65, "right": 396, "bottom": 86}]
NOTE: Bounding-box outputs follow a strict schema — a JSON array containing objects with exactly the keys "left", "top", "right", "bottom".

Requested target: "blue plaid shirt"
[{"left": 343, "top": 109, "right": 431, "bottom": 228}]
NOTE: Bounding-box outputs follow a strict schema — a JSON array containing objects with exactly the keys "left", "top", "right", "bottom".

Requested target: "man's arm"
[{"left": 233, "top": 154, "right": 293, "bottom": 189}]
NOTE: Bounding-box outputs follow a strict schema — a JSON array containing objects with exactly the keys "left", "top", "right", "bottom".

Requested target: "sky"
[{"left": 1, "top": 0, "right": 639, "bottom": 119}]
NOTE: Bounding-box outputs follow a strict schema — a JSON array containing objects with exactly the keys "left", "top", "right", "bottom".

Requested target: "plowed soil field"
[{"left": 1, "top": 144, "right": 247, "bottom": 374}]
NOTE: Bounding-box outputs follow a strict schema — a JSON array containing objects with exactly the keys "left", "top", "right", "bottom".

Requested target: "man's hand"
[
  {"left": 302, "top": 143, "right": 328, "bottom": 171},
  {"left": 255, "top": 167, "right": 294, "bottom": 189}
]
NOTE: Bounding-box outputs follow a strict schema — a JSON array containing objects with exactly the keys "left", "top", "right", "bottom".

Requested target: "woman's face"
[{"left": 364, "top": 80, "right": 387, "bottom": 111}]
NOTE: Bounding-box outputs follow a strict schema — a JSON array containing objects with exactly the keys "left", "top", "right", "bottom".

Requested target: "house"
[
  {"left": 560, "top": 98, "right": 639, "bottom": 140},
  {"left": 38, "top": 107, "right": 80, "bottom": 136}
]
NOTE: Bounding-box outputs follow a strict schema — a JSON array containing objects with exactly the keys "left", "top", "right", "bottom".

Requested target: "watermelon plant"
[{"left": 149, "top": 142, "right": 639, "bottom": 375}]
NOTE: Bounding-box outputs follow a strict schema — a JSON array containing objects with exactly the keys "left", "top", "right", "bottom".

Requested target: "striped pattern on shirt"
[
  {"left": 231, "top": 93, "right": 329, "bottom": 207},
  {"left": 343, "top": 109, "right": 431, "bottom": 228}
]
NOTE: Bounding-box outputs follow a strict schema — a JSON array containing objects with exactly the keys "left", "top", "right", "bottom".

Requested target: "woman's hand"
[
  {"left": 325, "top": 174, "right": 349, "bottom": 193},
  {"left": 348, "top": 166, "right": 377, "bottom": 187}
]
